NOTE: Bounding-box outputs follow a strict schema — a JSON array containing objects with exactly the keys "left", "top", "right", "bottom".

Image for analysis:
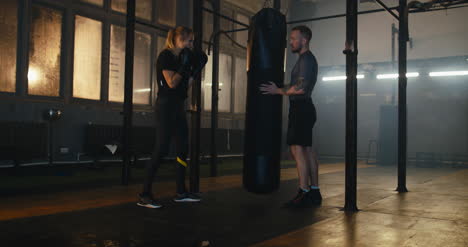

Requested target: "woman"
[{"left": 138, "top": 26, "right": 206, "bottom": 209}]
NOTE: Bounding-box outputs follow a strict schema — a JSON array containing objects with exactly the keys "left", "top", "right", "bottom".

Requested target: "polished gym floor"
[{"left": 1, "top": 162, "right": 467, "bottom": 247}]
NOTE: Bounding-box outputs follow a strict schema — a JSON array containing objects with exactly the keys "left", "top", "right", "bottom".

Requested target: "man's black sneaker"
[
  {"left": 306, "top": 189, "right": 322, "bottom": 205},
  {"left": 173, "top": 192, "right": 202, "bottom": 202},
  {"left": 283, "top": 189, "right": 309, "bottom": 208},
  {"left": 137, "top": 194, "right": 163, "bottom": 209}
]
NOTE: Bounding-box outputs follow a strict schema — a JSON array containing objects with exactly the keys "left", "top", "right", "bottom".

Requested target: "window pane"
[
  {"left": 133, "top": 31, "right": 151, "bottom": 104},
  {"left": 109, "top": 25, "right": 125, "bottom": 102},
  {"left": 154, "top": 36, "right": 166, "bottom": 97},
  {"left": 234, "top": 57, "right": 247, "bottom": 113},
  {"left": 81, "top": 0, "right": 103, "bottom": 7},
  {"left": 73, "top": 16, "right": 102, "bottom": 100},
  {"left": 220, "top": 9, "right": 233, "bottom": 43},
  {"left": 28, "top": 6, "right": 62, "bottom": 97},
  {"left": 109, "top": 25, "right": 152, "bottom": 104},
  {"left": 203, "top": 53, "right": 232, "bottom": 112},
  {"left": 202, "top": 11, "right": 213, "bottom": 43},
  {"left": 202, "top": 50, "right": 212, "bottom": 111},
  {"left": 235, "top": 13, "right": 249, "bottom": 47},
  {"left": 111, "top": 0, "right": 153, "bottom": 21},
  {"left": 0, "top": 0, "right": 17, "bottom": 93},
  {"left": 219, "top": 54, "right": 232, "bottom": 112},
  {"left": 157, "top": 36, "right": 166, "bottom": 55},
  {"left": 157, "top": 0, "right": 176, "bottom": 26}
]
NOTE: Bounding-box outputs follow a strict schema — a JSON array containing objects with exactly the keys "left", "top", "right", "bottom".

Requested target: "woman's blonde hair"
[{"left": 165, "top": 26, "right": 194, "bottom": 49}]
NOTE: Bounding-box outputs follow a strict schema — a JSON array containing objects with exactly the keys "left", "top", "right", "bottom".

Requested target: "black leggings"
[{"left": 142, "top": 97, "right": 188, "bottom": 195}]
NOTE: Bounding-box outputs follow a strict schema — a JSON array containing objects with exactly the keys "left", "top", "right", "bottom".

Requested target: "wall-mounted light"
[
  {"left": 322, "top": 74, "right": 365, "bottom": 81},
  {"left": 429, "top": 71, "right": 468, "bottom": 77},
  {"left": 204, "top": 83, "right": 224, "bottom": 87},
  {"left": 376, "top": 72, "right": 419, "bottom": 79},
  {"left": 135, "top": 88, "right": 151, "bottom": 93}
]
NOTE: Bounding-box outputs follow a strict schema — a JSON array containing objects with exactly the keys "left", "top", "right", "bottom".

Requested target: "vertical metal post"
[
  {"left": 210, "top": 0, "right": 220, "bottom": 177},
  {"left": 391, "top": 23, "right": 397, "bottom": 105},
  {"left": 48, "top": 121, "right": 53, "bottom": 165},
  {"left": 122, "top": 0, "right": 136, "bottom": 185},
  {"left": 17, "top": 0, "right": 30, "bottom": 97},
  {"left": 344, "top": 0, "right": 359, "bottom": 212},
  {"left": 190, "top": 0, "right": 203, "bottom": 193},
  {"left": 274, "top": 0, "right": 281, "bottom": 10},
  {"left": 397, "top": 0, "right": 409, "bottom": 192}
]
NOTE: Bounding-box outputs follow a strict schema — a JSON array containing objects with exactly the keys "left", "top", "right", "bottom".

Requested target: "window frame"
[{"left": 0, "top": 0, "right": 173, "bottom": 112}]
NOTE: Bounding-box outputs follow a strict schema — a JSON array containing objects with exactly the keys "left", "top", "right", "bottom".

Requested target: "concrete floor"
[{"left": 0, "top": 163, "right": 467, "bottom": 247}]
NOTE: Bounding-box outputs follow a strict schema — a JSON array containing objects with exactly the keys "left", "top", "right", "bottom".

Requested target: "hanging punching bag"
[{"left": 243, "top": 8, "right": 286, "bottom": 194}]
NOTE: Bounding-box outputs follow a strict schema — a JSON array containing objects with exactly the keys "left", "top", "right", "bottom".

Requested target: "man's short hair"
[{"left": 292, "top": 25, "right": 312, "bottom": 42}]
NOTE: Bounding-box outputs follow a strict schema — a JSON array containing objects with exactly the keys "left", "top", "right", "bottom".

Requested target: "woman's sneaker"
[
  {"left": 173, "top": 192, "right": 202, "bottom": 202},
  {"left": 306, "top": 189, "right": 322, "bottom": 205},
  {"left": 137, "top": 194, "right": 163, "bottom": 209},
  {"left": 283, "top": 189, "right": 309, "bottom": 208}
]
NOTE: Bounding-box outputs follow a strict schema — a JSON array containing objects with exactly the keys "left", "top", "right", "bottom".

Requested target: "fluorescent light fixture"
[
  {"left": 135, "top": 88, "right": 151, "bottom": 93},
  {"left": 322, "top": 74, "right": 365, "bottom": 81},
  {"left": 377, "top": 72, "right": 419, "bottom": 79},
  {"left": 323, "top": 76, "right": 346, "bottom": 81},
  {"left": 407, "top": 72, "right": 420, "bottom": 78},
  {"left": 204, "top": 83, "right": 224, "bottom": 86},
  {"left": 429, "top": 71, "right": 468, "bottom": 77},
  {"left": 377, "top": 74, "right": 398, "bottom": 79}
]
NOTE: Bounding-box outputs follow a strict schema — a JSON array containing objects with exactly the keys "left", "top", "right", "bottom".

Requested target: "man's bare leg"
[
  {"left": 306, "top": 146, "right": 319, "bottom": 187},
  {"left": 305, "top": 146, "right": 322, "bottom": 205},
  {"left": 291, "top": 145, "right": 310, "bottom": 190}
]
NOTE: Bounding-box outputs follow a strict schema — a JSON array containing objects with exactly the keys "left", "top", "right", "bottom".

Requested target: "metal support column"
[
  {"left": 397, "top": 0, "right": 409, "bottom": 193},
  {"left": 190, "top": 0, "right": 203, "bottom": 193},
  {"left": 344, "top": 0, "right": 359, "bottom": 212},
  {"left": 391, "top": 23, "right": 398, "bottom": 105},
  {"left": 274, "top": 0, "right": 281, "bottom": 10},
  {"left": 121, "top": 0, "right": 136, "bottom": 185},
  {"left": 210, "top": 0, "right": 220, "bottom": 177}
]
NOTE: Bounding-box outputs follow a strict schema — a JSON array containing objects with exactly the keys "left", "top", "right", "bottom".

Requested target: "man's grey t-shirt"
[{"left": 290, "top": 50, "right": 318, "bottom": 101}]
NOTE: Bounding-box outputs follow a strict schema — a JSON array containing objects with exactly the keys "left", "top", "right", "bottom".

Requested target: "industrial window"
[
  {"left": 156, "top": 0, "right": 176, "bottom": 27},
  {"left": 234, "top": 57, "right": 247, "bottom": 113},
  {"left": 108, "top": 25, "right": 151, "bottom": 104},
  {"left": 111, "top": 0, "right": 153, "bottom": 21},
  {"left": 28, "top": 5, "right": 62, "bottom": 97},
  {"left": 81, "top": 0, "right": 104, "bottom": 7},
  {"left": 203, "top": 53, "right": 232, "bottom": 112},
  {"left": 0, "top": 0, "right": 17, "bottom": 93},
  {"left": 73, "top": 15, "right": 102, "bottom": 100}
]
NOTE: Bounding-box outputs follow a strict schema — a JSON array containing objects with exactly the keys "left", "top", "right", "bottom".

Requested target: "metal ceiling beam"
[{"left": 375, "top": 0, "right": 400, "bottom": 20}]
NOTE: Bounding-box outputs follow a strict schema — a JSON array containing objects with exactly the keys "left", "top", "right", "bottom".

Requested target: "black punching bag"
[{"left": 243, "top": 8, "right": 286, "bottom": 194}]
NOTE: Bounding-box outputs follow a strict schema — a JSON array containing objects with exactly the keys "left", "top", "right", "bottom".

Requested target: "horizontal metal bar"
[
  {"left": 286, "top": 4, "right": 468, "bottom": 25},
  {"left": 202, "top": 7, "right": 249, "bottom": 28},
  {"left": 135, "top": 20, "right": 170, "bottom": 32},
  {"left": 223, "top": 27, "right": 249, "bottom": 33},
  {"left": 286, "top": 7, "right": 398, "bottom": 25}
]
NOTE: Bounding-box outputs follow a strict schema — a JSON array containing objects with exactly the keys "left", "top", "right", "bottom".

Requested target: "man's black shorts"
[{"left": 287, "top": 99, "right": 316, "bottom": 146}]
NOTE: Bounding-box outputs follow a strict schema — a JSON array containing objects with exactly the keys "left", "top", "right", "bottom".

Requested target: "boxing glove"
[
  {"left": 177, "top": 48, "right": 194, "bottom": 78},
  {"left": 191, "top": 50, "right": 208, "bottom": 78}
]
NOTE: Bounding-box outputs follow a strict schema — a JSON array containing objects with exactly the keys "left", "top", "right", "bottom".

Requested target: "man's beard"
[{"left": 291, "top": 45, "right": 301, "bottom": 53}]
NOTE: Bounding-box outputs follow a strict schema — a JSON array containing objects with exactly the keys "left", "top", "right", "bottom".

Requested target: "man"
[{"left": 259, "top": 25, "right": 321, "bottom": 207}]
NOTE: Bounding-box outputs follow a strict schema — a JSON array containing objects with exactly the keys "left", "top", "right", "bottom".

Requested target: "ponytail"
[{"left": 164, "top": 26, "right": 194, "bottom": 49}]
